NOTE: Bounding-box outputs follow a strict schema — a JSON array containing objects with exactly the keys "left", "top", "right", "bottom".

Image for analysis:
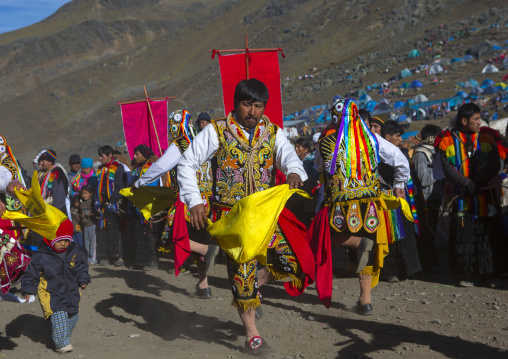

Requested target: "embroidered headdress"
[{"left": 169, "top": 110, "right": 197, "bottom": 142}]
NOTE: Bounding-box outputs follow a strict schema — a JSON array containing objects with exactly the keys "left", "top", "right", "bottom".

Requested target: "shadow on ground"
[{"left": 5, "top": 314, "right": 54, "bottom": 350}]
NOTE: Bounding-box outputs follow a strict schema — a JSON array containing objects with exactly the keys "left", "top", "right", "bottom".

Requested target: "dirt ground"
[{"left": 1, "top": 257, "right": 508, "bottom": 359}]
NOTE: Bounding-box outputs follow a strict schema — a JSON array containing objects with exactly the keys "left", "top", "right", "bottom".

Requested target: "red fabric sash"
[
  {"left": 307, "top": 206, "right": 332, "bottom": 308},
  {"left": 278, "top": 208, "right": 315, "bottom": 296},
  {"left": 171, "top": 197, "right": 190, "bottom": 276}
]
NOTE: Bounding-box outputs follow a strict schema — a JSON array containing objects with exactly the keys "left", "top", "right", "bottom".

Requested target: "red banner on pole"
[
  {"left": 218, "top": 52, "right": 283, "bottom": 127},
  {"left": 120, "top": 99, "right": 169, "bottom": 159}
]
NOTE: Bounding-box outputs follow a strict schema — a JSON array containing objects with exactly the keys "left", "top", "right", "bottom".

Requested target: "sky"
[{"left": 0, "top": 0, "right": 71, "bottom": 34}]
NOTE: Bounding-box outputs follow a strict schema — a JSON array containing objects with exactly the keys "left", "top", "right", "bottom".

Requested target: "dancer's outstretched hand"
[
  {"left": 394, "top": 187, "right": 406, "bottom": 199},
  {"left": 6, "top": 180, "right": 26, "bottom": 194},
  {"left": 286, "top": 173, "right": 304, "bottom": 189},
  {"left": 190, "top": 203, "right": 207, "bottom": 230},
  {"left": 0, "top": 201, "right": 6, "bottom": 217}
]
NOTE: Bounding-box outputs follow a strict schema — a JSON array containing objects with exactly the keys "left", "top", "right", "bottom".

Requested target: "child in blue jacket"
[{"left": 21, "top": 219, "right": 90, "bottom": 354}]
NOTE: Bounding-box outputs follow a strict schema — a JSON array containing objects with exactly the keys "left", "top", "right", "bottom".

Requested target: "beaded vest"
[{"left": 211, "top": 116, "right": 278, "bottom": 217}]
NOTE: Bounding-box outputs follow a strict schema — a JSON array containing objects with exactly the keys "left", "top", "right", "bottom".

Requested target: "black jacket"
[{"left": 21, "top": 242, "right": 90, "bottom": 319}]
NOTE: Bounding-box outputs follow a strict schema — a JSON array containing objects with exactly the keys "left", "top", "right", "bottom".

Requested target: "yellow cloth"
[
  {"left": 1, "top": 171, "right": 67, "bottom": 239},
  {"left": 207, "top": 184, "right": 310, "bottom": 265},
  {"left": 367, "top": 193, "right": 413, "bottom": 288},
  {"left": 120, "top": 187, "right": 176, "bottom": 221}
]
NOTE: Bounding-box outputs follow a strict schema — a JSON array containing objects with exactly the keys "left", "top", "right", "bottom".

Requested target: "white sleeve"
[
  {"left": 0, "top": 166, "right": 12, "bottom": 193},
  {"left": 177, "top": 124, "right": 219, "bottom": 209},
  {"left": 375, "top": 133, "right": 410, "bottom": 188},
  {"left": 275, "top": 128, "right": 308, "bottom": 181},
  {"left": 135, "top": 144, "right": 181, "bottom": 188}
]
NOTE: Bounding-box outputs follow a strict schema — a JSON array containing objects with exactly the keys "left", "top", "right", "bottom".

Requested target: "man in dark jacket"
[
  {"left": 38, "top": 150, "right": 69, "bottom": 217},
  {"left": 94, "top": 145, "right": 128, "bottom": 266},
  {"left": 21, "top": 219, "right": 90, "bottom": 354}
]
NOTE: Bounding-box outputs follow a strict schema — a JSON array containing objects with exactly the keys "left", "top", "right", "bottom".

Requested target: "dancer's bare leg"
[
  {"left": 190, "top": 240, "right": 207, "bottom": 256},
  {"left": 257, "top": 268, "right": 274, "bottom": 287},
  {"left": 359, "top": 273, "right": 372, "bottom": 305},
  {"left": 196, "top": 260, "right": 209, "bottom": 289},
  {"left": 239, "top": 308, "right": 259, "bottom": 341}
]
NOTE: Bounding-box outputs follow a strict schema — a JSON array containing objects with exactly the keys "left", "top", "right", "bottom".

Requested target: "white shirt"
[
  {"left": 314, "top": 132, "right": 410, "bottom": 189},
  {"left": 0, "top": 165, "right": 12, "bottom": 193},
  {"left": 134, "top": 144, "right": 181, "bottom": 188},
  {"left": 178, "top": 121, "right": 308, "bottom": 209}
]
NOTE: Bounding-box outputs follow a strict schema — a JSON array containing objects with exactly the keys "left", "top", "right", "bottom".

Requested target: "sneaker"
[
  {"left": 56, "top": 344, "right": 73, "bottom": 354},
  {"left": 114, "top": 259, "right": 124, "bottom": 267},
  {"left": 459, "top": 280, "right": 474, "bottom": 287},
  {"left": 244, "top": 336, "right": 276, "bottom": 356},
  {"left": 355, "top": 238, "right": 374, "bottom": 273}
]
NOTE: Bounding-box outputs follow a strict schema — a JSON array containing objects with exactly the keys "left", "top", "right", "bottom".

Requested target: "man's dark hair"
[
  {"left": 420, "top": 124, "right": 442, "bottom": 140},
  {"left": 381, "top": 120, "right": 405, "bottom": 138},
  {"left": 98, "top": 145, "right": 114, "bottom": 157},
  {"left": 359, "top": 109, "right": 372, "bottom": 123},
  {"left": 295, "top": 137, "right": 312, "bottom": 152},
  {"left": 455, "top": 103, "right": 481, "bottom": 130},
  {"left": 233, "top": 79, "right": 269, "bottom": 107},
  {"left": 81, "top": 184, "right": 94, "bottom": 195}
]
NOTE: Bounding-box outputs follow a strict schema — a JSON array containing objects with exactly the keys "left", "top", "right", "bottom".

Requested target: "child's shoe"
[{"left": 56, "top": 344, "right": 73, "bottom": 354}]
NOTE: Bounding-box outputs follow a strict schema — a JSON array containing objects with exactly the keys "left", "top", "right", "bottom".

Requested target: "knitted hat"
[
  {"left": 39, "top": 150, "right": 57, "bottom": 164},
  {"left": 81, "top": 158, "right": 93, "bottom": 168},
  {"left": 370, "top": 117, "right": 385, "bottom": 127},
  {"left": 43, "top": 219, "right": 73, "bottom": 252},
  {"left": 69, "top": 154, "right": 81, "bottom": 165}
]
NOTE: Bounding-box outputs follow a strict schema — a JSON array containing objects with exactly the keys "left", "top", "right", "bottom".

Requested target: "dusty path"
[{"left": 1, "top": 259, "right": 508, "bottom": 359}]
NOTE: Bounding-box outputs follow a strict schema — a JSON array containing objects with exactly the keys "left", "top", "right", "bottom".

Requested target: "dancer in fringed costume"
[
  {"left": 377, "top": 120, "right": 421, "bottom": 283},
  {"left": 0, "top": 135, "right": 30, "bottom": 298},
  {"left": 311, "top": 98, "right": 412, "bottom": 315},
  {"left": 131, "top": 110, "right": 219, "bottom": 298},
  {"left": 178, "top": 79, "right": 315, "bottom": 356},
  {"left": 435, "top": 103, "right": 507, "bottom": 287}
]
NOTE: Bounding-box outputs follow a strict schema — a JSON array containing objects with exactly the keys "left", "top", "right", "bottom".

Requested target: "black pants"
[
  {"left": 96, "top": 214, "right": 121, "bottom": 262},
  {"left": 133, "top": 220, "right": 158, "bottom": 266}
]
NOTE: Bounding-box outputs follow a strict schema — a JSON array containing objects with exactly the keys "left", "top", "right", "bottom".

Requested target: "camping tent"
[
  {"left": 366, "top": 101, "right": 378, "bottom": 111},
  {"left": 359, "top": 94, "right": 372, "bottom": 102},
  {"left": 482, "top": 86, "right": 499, "bottom": 94},
  {"left": 358, "top": 89, "right": 367, "bottom": 97},
  {"left": 502, "top": 73, "right": 508, "bottom": 81},
  {"left": 414, "top": 94, "right": 429, "bottom": 103},
  {"left": 375, "top": 103, "right": 391, "bottom": 111},
  {"left": 405, "top": 99, "right": 416, "bottom": 107},
  {"left": 464, "top": 78, "right": 479, "bottom": 88},
  {"left": 393, "top": 101, "right": 405, "bottom": 109},
  {"left": 429, "top": 64, "right": 444, "bottom": 75},
  {"left": 493, "top": 45, "right": 503, "bottom": 50},
  {"left": 409, "top": 80, "right": 424, "bottom": 88},
  {"left": 401, "top": 82, "right": 410, "bottom": 89},
  {"left": 379, "top": 98, "right": 390, "bottom": 104},
  {"left": 462, "top": 54, "right": 474, "bottom": 61},
  {"left": 470, "top": 87, "right": 483, "bottom": 95},
  {"left": 456, "top": 91, "right": 469, "bottom": 99},
  {"left": 482, "top": 64, "right": 499, "bottom": 74},
  {"left": 408, "top": 49, "right": 420, "bottom": 57},
  {"left": 481, "top": 79, "right": 495, "bottom": 88},
  {"left": 397, "top": 114, "right": 408, "bottom": 122},
  {"left": 450, "top": 58, "right": 462, "bottom": 63},
  {"left": 400, "top": 69, "right": 412, "bottom": 78}
]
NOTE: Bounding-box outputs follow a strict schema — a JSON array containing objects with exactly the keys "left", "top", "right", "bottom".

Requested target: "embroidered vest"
[
  {"left": 211, "top": 117, "right": 278, "bottom": 214},
  {"left": 319, "top": 132, "right": 381, "bottom": 234}
]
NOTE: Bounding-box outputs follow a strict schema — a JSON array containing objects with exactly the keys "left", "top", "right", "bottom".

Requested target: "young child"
[
  {"left": 79, "top": 185, "right": 97, "bottom": 265},
  {"left": 21, "top": 219, "right": 90, "bottom": 354},
  {"left": 70, "top": 197, "right": 83, "bottom": 249}
]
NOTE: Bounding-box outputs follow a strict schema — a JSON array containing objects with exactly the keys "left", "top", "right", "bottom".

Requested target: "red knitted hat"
[{"left": 43, "top": 219, "right": 73, "bottom": 252}]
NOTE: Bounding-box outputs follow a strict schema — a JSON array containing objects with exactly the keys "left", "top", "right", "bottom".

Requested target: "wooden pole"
[
  {"left": 118, "top": 96, "right": 175, "bottom": 105},
  {"left": 143, "top": 85, "right": 163, "bottom": 156},
  {"left": 245, "top": 34, "right": 249, "bottom": 80}
]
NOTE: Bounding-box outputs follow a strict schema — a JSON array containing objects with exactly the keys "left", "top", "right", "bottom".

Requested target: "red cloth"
[
  {"left": 307, "top": 206, "right": 332, "bottom": 308},
  {"left": 218, "top": 52, "right": 283, "bottom": 127},
  {"left": 0, "top": 218, "right": 19, "bottom": 238},
  {"left": 120, "top": 99, "right": 169, "bottom": 159},
  {"left": 275, "top": 169, "right": 286, "bottom": 185},
  {"left": 1, "top": 237, "right": 31, "bottom": 294},
  {"left": 278, "top": 208, "right": 315, "bottom": 296},
  {"left": 171, "top": 198, "right": 191, "bottom": 276}
]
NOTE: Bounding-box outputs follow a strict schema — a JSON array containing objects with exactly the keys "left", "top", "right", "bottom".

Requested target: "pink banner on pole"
[
  {"left": 120, "top": 99, "right": 169, "bottom": 159},
  {"left": 218, "top": 52, "right": 283, "bottom": 127}
]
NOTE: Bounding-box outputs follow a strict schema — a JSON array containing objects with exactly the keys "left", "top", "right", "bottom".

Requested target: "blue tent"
[
  {"left": 401, "top": 131, "right": 419, "bottom": 139},
  {"left": 358, "top": 89, "right": 367, "bottom": 97},
  {"left": 462, "top": 54, "right": 474, "bottom": 61},
  {"left": 408, "top": 49, "right": 420, "bottom": 58},
  {"left": 493, "top": 45, "right": 503, "bottom": 50},
  {"left": 397, "top": 114, "right": 408, "bottom": 122},
  {"left": 481, "top": 79, "right": 495, "bottom": 88},
  {"left": 409, "top": 80, "right": 424, "bottom": 88},
  {"left": 366, "top": 101, "right": 378, "bottom": 111},
  {"left": 393, "top": 101, "right": 405, "bottom": 109},
  {"left": 401, "top": 82, "right": 410, "bottom": 89},
  {"left": 450, "top": 58, "right": 462, "bottom": 63},
  {"left": 470, "top": 87, "right": 483, "bottom": 95},
  {"left": 405, "top": 99, "right": 416, "bottom": 106},
  {"left": 371, "top": 83, "right": 379, "bottom": 89},
  {"left": 456, "top": 91, "right": 469, "bottom": 98},
  {"left": 483, "top": 86, "right": 499, "bottom": 94},
  {"left": 457, "top": 81, "right": 464, "bottom": 88},
  {"left": 359, "top": 94, "right": 370, "bottom": 101},
  {"left": 400, "top": 69, "right": 412, "bottom": 78},
  {"left": 468, "top": 79, "right": 479, "bottom": 87},
  {"left": 332, "top": 95, "right": 341, "bottom": 101},
  {"left": 358, "top": 100, "right": 367, "bottom": 109},
  {"left": 366, "top": 86, "right": 372, "bottom": 91}
]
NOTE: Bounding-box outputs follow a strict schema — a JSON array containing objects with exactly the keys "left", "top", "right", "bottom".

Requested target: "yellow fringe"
[
  {"left": 232, "top": 297, "right": 261, "bottom": 312},
  {"left": 157, "top": 246, "right": 171, "bottom": 254},
  {"left": 265, "top": 267, "right": 303, "bottom": 289},
  {"left": 359, "top": 265, "right": 373, "bottom": 276}
]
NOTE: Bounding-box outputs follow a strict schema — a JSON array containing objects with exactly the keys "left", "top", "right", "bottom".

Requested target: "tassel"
[{"left": 232, "top": 297, "right": 261, "bottom": 312}]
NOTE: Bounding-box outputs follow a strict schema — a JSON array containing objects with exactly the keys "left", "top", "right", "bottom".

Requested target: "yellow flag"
[
  {"left": 207, "top": 184, "right": 310, "bottom": 265},
  {"left": 2, "top": 171, "right": 67, "bottom": 239},
  {"left": 120, "top": 186, "right": 176, "bottom": 221},
  {"left": 380, "top": 192, "right": 414, "bottom": 222}
]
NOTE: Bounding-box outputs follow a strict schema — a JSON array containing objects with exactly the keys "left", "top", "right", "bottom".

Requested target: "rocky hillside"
[{"left": 1, "top": 0, "right": 507, "bottom": 166}]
